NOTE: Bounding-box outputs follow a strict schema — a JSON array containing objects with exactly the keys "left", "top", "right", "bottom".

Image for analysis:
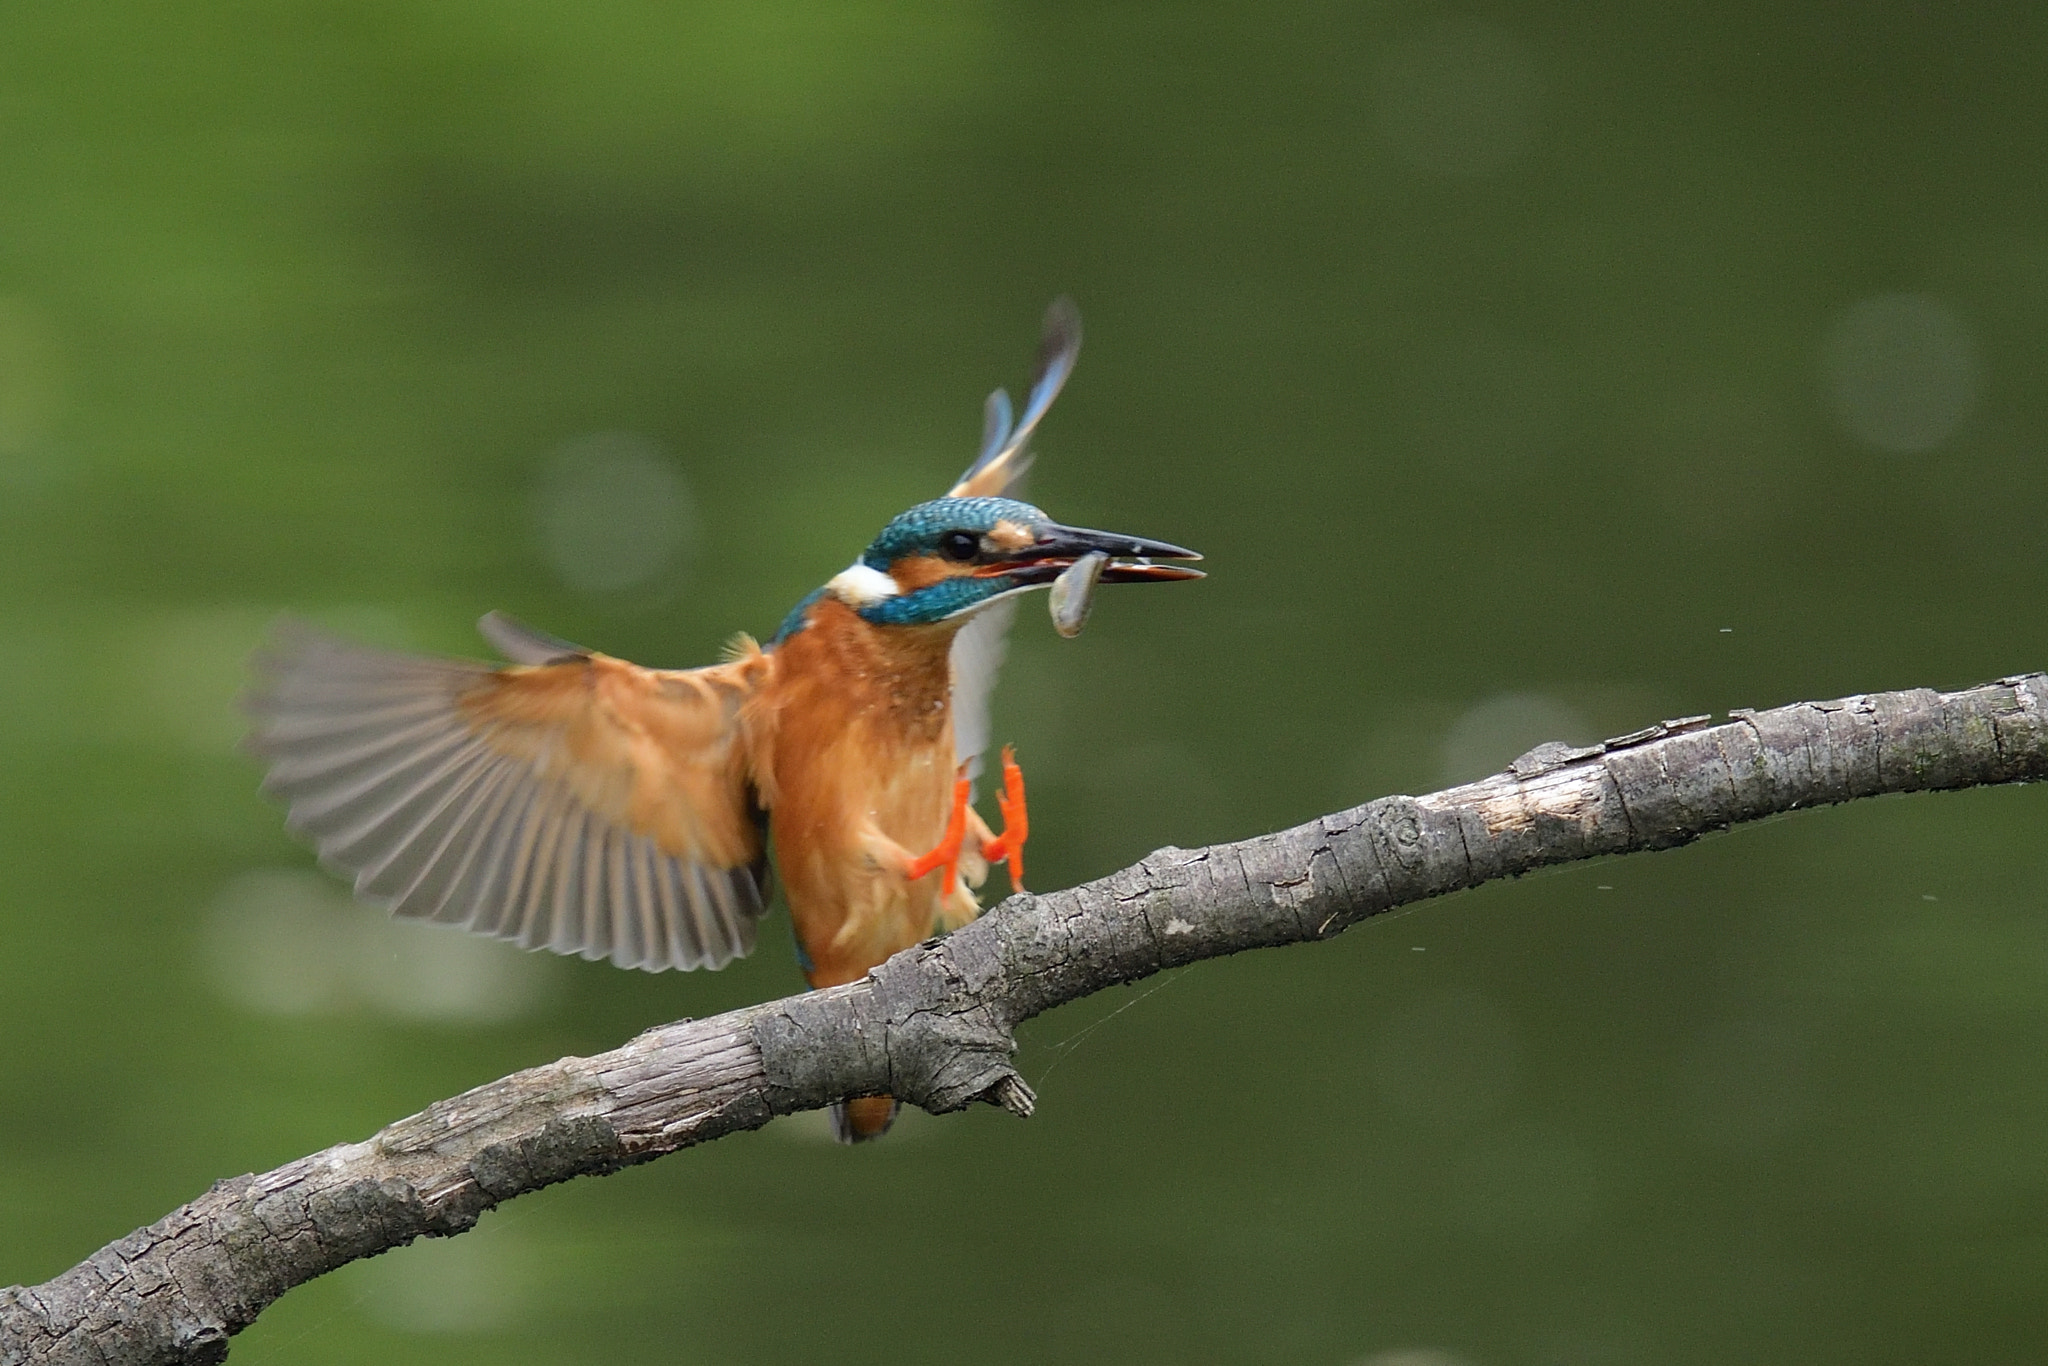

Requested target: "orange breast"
[{"left": 749, "top": 597, "right": 962, "bottom": 987}]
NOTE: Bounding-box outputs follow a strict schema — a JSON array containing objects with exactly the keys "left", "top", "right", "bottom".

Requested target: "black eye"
[{"left": 939, "top": 530, "right": 980, "bottom": 562}]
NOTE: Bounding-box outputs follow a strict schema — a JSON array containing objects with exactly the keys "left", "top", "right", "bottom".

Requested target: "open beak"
[{"left": 983, "top": 523, "right": 1204, "bottom": 585}]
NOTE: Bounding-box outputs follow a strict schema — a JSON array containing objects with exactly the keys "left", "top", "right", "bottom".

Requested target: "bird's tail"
[{"left": 830, "top": 1097, "right": 900, "bottom": 1143}]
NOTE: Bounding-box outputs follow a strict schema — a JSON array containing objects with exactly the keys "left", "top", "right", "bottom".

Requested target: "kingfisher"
[{"left": 244, "top": 299, "right": 1200, "bottom": 1140}]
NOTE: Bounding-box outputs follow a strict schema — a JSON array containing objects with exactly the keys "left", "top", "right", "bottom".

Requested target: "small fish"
[{"left": 1049, "top": 551, "right": 1109, "bottom": 638}]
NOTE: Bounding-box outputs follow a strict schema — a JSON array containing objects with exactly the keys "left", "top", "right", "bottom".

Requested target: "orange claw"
[
  {"left": 979, "top": 744, "right": 1029, "bottom": 892},
  {"left": 906, "top": 770, "right": 973, "bottom": 886}
]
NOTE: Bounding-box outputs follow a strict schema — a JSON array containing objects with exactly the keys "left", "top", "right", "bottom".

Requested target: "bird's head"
[{"left": 823, "top": 495, "right": 1201, "bottom": 628}]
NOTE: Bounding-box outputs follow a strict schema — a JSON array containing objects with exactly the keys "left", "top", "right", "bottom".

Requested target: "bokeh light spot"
[
  {"left": 536, "top": 431, "right": 696, "bottom": 593},
  {"left": 1821, "top": 292, "right": 1980, "bottom": 454},
  {"left": 204, "top": 869, "right": 555, "bottom": 1023},
  {"left": 1371, "top": 18, "right": 1544, "bottom": 177}
]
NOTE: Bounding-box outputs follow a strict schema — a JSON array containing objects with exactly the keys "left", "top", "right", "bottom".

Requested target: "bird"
[{"left": 243, "top": 299, "right": 1201, "bottom": 1141}]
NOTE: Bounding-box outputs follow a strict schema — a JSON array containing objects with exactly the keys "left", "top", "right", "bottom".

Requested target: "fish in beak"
[{"left": 979, "top": 523, "right": 1204, "bottom": 587}]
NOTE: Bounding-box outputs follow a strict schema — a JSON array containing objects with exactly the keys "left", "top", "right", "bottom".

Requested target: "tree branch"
[{"left": 8, "top": 673, "right": 2048, "bottom": 1366}]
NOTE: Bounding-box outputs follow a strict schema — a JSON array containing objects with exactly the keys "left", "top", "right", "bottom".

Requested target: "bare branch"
[{"left": 7, "top": 674, "right": 2047, "bottom": 1366}]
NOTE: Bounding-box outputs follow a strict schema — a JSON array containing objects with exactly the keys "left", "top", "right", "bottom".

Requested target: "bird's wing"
[
  {"left": 946, "top": 296, "right": 1081, "bottom": 500},
  {"left": 476, "top": 609, "right": 588, "bottom": 665},
  {"left": 946, "top": 298, "right": 1082, "bottom": 773},
  {"left": 245, "top": 618, "right": 772, "bottom": 973},
  {"left": 948, "top": 596, "right": 1016, "bottom": 777}
]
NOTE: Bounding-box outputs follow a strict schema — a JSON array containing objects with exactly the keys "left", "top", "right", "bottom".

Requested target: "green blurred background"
[{"left": 5, "top": 3, "right": 2048, "bottom": 1362}]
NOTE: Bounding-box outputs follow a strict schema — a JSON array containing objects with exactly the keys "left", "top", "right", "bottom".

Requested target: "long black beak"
[{"left": 991, "top": 523, "right": 1204, "bottom": 585}]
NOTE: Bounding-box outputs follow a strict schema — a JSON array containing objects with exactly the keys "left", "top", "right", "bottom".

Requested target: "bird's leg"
[
  {"left": 904, "top": 770, "right": 972, "bottom": 888},
  {"left": 978, "top": 744, "right": 1029, "bottom": 892}
]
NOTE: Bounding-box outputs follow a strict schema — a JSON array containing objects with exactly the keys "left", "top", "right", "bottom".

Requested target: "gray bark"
[{"left": 8, "top": 673, "right": 2048, "bottom": 1365}]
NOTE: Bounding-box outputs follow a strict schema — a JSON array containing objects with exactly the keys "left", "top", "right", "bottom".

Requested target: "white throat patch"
[{"left": 826, "top": 562, "right": 900, "bottom": 607}]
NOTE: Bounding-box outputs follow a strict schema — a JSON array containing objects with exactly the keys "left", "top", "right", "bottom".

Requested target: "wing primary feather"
[
  {"left": 647, "top": 839, "right": 677, "bottom": 969},
  {"left": 534, "top": 794, "right": 583, "bottom": 954},
  {"left": 396, "top": 759, "right": 520, "bottom": 922},
  {"left": 274, "top": 719, "right": 472, "bottom": 827},
  {"left": 977, "top": 388, "right": 1014, "bottom": 469},
  {"left": 508, "top": 789, "right": 567, "bottom": 951},
  {"left": 406, "top": 759, "right": 520, "bottom": 924},
  {"left": 466, "top": 777, "right": 542, "bottom": 938},
  {"left": 695, "top": 864, "right": 734, "bottom": 966},
  {"left": 253, "top": 694, "right": 456, "bottom": 752},
  {"left": 705, "top": 866, "right": 752, "bottom": 966},
  {"left": 690, "top": 864, "right": 734, "bottom": 969},
  {"left": 651, "top": 856, "right": 684, "bottom": 970},
  {"left": 703, "top": 864, "right": 739, "bottom": 967},
  {"left": 349, "top": 745, "right": 500, "bottom": 901},
  {"left": 576, "top": 817, "right": 607, "bottom": 964},
  {"left": 550, "top": 805, "right": 597, "bottom": 960},
  {"left": 525, "top": 796, "right": 572, "bottom": 956},
  {"left": 567, "top": 813, "right": 597, "bottom": 960},
  {"left": 575, "top": 812, "right": 612, "bottom": 963},
  {"left": 673, "top": 863, "right": 709, "bottom": 967},
  {"left": 946, "top": 298, "right": 1080, "bottom": 498},
  {"left": 261, "top": 709, "right": 466, "bottom": 798},
  {"left": 302, "top": 727, "right": 488, "bottom": 865},
  {"left": 723, "top": 869, "right": 759, "bottom": 960},
  {"left": 253, "top": 649, "right": 460, "bottom": 692},
  {"left": 465, "top": 781, "right": 529, "bottom": 938},
  {"left": 610, "top": 834, "right": 637, "bottom": 970},
  {"left": 723, "top": 886, "right": 760, "bottom": 961},
  {"left": 601, "top": 824, "right": 634, "bottom": 969},
  {"left": 730, "top": 854, "right": 765, "bottom": 917},
  {"left": 626, "top": 836, "right": 662, "bottom": 971},
  {"left": 601, "top": 832, "right": 630, "bottom": 967},
  {"left": 1013, "top": 295, "right": 1082, "bottom": 445},
  {"left": 477, "top": 611, "right": 589, "bottom": 666}
]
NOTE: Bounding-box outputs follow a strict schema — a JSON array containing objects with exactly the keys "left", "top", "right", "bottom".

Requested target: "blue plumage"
[
  {"left": 771, "top": 586, "right": 829, "bottom": 644},
  {"left": 856, "top": 576, "right": 1014, "bottom": 626},
  {"left": 858, "top": 497, "right": 1047, "bottom": 570}
]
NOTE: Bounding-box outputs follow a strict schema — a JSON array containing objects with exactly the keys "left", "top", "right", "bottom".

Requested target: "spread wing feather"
[
  {"left": 947, "top": 296, "right": 1079, "bottom": 501},
  {"left": 948, "top": 597, "right": 1015, "bottom": 776},
  {"left": 477, "top": 609, "right": 587, "bottom": 665},
  {"left": 246, "top": 620, "right": 771, "bottom": 972},
  {"left": 946, "top": 297, "right": 1081, "bottom": 773}
]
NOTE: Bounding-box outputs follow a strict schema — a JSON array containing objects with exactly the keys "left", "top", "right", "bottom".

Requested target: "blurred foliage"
[{"left": 4, "top": 2, "right": 2048, "bottom": 1363}]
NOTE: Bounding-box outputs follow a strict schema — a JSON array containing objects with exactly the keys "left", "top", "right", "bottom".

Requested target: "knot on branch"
[
  {"left": 750, "top": 938, "right": 1035, "bottom": 1120},
  {"left": 173, "top": 1323, "right": 230, "bottom": 1366}
]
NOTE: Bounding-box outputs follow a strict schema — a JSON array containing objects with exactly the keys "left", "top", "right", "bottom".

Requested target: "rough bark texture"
[{"left": 8, "top": 674, "right": 2048, "bottom": 1365}]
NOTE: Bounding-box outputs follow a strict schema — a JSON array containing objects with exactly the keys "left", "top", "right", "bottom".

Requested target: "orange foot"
[
  {"left": 905, "top": 769, "right": 972, "bottom": 888},
  {"left": 979, "top": 744, "right": 1029, "bottom": 892}
]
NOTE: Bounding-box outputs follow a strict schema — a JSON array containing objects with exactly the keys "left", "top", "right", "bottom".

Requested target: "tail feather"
[{"left": 830, "top": 1097, "right": 900, "bottom": 1143}]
